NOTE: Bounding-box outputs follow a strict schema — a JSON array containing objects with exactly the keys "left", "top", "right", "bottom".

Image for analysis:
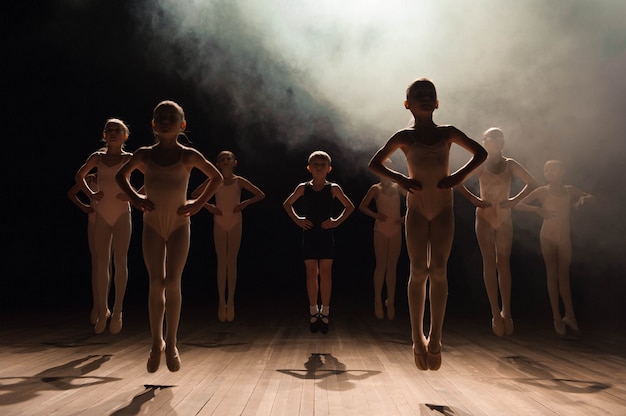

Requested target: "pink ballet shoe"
[
  {"left": 147, "top": 342, "right": 165, "bottom": 373},
  {"left": 501, "top": 312, "right": 514, "bottom": 336},
  {"left": 412, "top": 343, "right": 428, "bottom": 371},
  {"left": 109, "top": 312, "right": 123, "bottom": 335},
  {"left": 491, "top": 314, "right": 504, "bottom": 337},
  {"left": 385, "top": 299, "right": 395, "bottom": 320},
  {"left": 374, "top": 302, "right": 384, "bottom": 319},
  {"left": 94, "top": 309, "right": 111, "bottom": 334},
  {"left": 554, "top": 318, "right": 566, "bottom": 337},
  {"left": 427, "top": 341, "right": 442, "bottom": 371},
  {"left": 226, "top": 304, "right": 235, "bottom": 322},
  {"left": 218, "top": 304, "right": 227, "bottom": 322},
  {"left": 165, "top": 346, "right": 181, "bottom": 372}
]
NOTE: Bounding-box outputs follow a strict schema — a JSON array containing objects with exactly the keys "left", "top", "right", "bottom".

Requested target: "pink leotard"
[
  {"left": 214, "top": 180, "right": 243, "bottom": 232},
  {"left": 143, "top": 153, "right": 190, "bottom": 239},
  {"left": 406, "top": 138, "right": 453, "bottom": 221},
  {"left": 374, "top": 191, "right": 402, "bottom": 238},
  {"left": 476, "top": 161, "right": 512, "bottom": 229},
  {"left": 540, "top": 188, "right": 571, "bottom": 245},
  {"left": 94, "top": 160, "right": 130, "bottom": 227}
]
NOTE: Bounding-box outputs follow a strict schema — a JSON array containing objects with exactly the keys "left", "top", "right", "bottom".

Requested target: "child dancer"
[
  {"left": 192, "top": 150, "right": 265, "bottom": 322},
  {"left": 116, "top": 100, "right": 223, "bottom": 372},
  {"left": 359, "top": 159, "right": 405, "bottom": 320},
  {"left": 283, "top": 150, "right": 355, "bottom": 334},
  {"left": 516, "top": 160, "right": 593, "bottom": 336},
  {"left": 369, "top": 78, "right": 487, "bottom": 370},
  {"left": 75, "top": 120, "right": 132, "bottom": 334},
  {"left": 456, "top": 127, "right": 536, "bottom": 336}
]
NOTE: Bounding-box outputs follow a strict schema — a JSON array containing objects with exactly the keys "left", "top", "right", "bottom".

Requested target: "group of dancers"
[{"left": 69, "top": 79, "right": 593, "bottom": 373}]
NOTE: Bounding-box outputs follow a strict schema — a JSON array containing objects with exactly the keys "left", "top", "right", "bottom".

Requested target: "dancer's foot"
[
  {"left": 309, "top": 313, "right": 320, "bottom": 333},
  {"left": 165, "top": 346, "right": 181, "bottom": 372},
  {"left": 554, "top": 318, "right": 566, "bottom": 337},
  {"left": 319, "top": 314, "right": 329, "bottom": 334},
  {"left": 226, "top": 304, "right": 235, "bottom": 322},
  {"left": 562, "top": 317, "right": 580, "bottom": 335},
  {"left": 109, "top": 311, "right": 123, "bottom": 335},
  {"left": 412, "top": 341, "right": 428, "bottom": 371},
  {"left": 147, "top": 341, "right": 165, "bottom": 373},
  {"left": 94, "top": 309, "right": 111, "bottom": 334},
  {"left": 501, "top": 312, "right": 514, "bottom": 336},
  {"left": 374, "top": 301, "right": 384, "bottom": 319},
  {"left": 218, "top": 303, "right": 226, "bottom": 322},
  {"left": 491, "top": 314, "right": 504, "bottom": 337},
  {"left": 427, "top": 340, "right": 442, "bottom": 371},
  {"left": 385, "top": 299, "right": 395, "bottom": 320}
]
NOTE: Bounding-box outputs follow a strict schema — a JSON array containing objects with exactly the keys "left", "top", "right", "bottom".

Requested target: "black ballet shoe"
[
  {"left": 309, "top": 313, "right": 320, "bottom": 333},
  {"left": 319, "top": 314, "right": 329, "bottom": 334}
]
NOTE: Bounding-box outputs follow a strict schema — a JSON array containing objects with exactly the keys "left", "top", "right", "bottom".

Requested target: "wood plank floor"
[{"left": 1, "top": 299, "right": 625, "bottom": 416}]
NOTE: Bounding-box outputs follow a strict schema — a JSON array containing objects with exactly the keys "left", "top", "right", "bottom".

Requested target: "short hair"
[
  {"left": 406, "top": 77, "right": 437, "bottom": 100},
  {"left": 308, "top": 150, "right": 331, "bottom": 165},
  {"left": 483, "top": 127, "right": 504, "bottom": 142}
]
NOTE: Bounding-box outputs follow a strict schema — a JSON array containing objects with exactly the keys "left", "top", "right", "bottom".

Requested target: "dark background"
[{"left": 3, "top": 1, "right": 625, "bottom": 333}]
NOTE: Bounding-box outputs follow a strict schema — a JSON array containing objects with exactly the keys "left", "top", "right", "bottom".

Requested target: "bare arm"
[
  {"left": 454, "top": 166, "right": 489, "bottom": 208},
  {"left": 369, "top": 132, "right": 421, "bottom": 193},
  {"left": 440, "top": 127, "right": 487, "bottom": 189},
  {"left": 568, "top": 185, "right": 594, "bottom": 209},
  {"left": 115, "top": 148, "right": 152, "bottom": 211},
  {"left": 502, "top": 159, "right": 537, "bottom": 208},
  {"left": 67, "top": 181, "right": 93, "bottom": 214},
  {"left": 178, "top": 148, "right": 223, "bottom": 217},
  {"left": 283, "top": 183, "right": 311, "bottom": 230},
  {"left": 323, "top": 184, "right": 355, "bottom": 229},
  {"left": 234, "top": 176, "right": 265, "bottom": 213},
  {"left": 75, "top": 152, "right": 103, "bottom": 201},
  {"left": 359, "top": 185, "right": 385, "bottom": 220}
]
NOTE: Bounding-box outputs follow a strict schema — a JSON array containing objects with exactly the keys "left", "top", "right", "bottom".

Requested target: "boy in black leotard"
[{"left": 283, "top": 151, "right": 355, "bottom": 334}]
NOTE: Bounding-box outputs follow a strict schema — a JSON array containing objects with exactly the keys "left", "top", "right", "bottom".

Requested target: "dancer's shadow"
[
  {"left": 106, "top": 384, "right": 175, "bottom": 416},
  {"left": 501, "top": 355, "right": 610, "bottom": 393},
  {"left": 0, "top": 354, "right": 119, "bottom": 406},
  {"left": 277, "top": 353, "right": 381, "bottom": 391}
]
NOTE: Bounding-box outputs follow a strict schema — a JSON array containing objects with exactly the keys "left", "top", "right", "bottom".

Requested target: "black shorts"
[{"left": 302, "top": 228, "right": 335, "bottom": 260}]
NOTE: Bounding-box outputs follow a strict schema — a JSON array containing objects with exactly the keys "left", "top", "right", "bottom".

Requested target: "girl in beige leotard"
[
  {"left": 369, "top": 78, "right": 487, "bottom": 371},
  {"left": 192, "top": 151, "right": 265, "bottom": 322},
  {"left": 116, "top": 101, "right": 223, "bottom": 373},
  {"left": 456, "top": 128, "right": 536, "bottom": 336},
  {"left": 68, "top": 173, "right": 101, "bottom": 325},
  {"left": 516, "top": 160, "right": 593, "bottom": 336},
  {"left": 75, "top": 120, "right": 133, "bottom": 335},
  {"left": 359, "top": 159, "right": 406, "bottom": 320}
]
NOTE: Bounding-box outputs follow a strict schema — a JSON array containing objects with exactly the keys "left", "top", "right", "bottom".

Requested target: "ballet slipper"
[
  {"left": 226, "top": 304, "right": 235, "bottom": 322},
  {"left": 554, "top": 318, "right": 566, "bottom": 337},
  {"left": 562, "top": 317, "right": 580, "bottom": 335},
  {"left": 501, "top": 312, "right": 514, "bottom": 336},
  {"left": 385, "top": 299, "right": 395, "bottom": 320},
  {"left": 109, "top": 311, "right": 123, "bottom": 335},
  {"left": 165, "top": 346, "right": 181, "bottom": 372},
  {"left": 412, "top": 342, "right": 428, "bottom": 371},
  {"left": 147, "top": 341, "right": 165, "bottom": 373},
  {"left": 491, "top": 314, "right": 504, "bottom": 337},
  {"left": 374, "top": 301, "right": 384, "bottom": 319},
  {"left": 427, "top": 340, "right": 442, "bottom": 371},
  {"left": 218, "top": 303, "right": 227, "bottom": 322},
  {"left": 94, "top": 309, "right": 111, "bottom": 334}
]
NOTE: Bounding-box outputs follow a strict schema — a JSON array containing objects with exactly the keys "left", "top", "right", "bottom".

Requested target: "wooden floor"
[{"left": 1, "top": 299, "right": 625, "bottom": 416}]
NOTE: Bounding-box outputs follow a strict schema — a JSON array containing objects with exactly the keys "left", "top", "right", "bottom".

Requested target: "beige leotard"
[
  {"left": 406, "top": 138, "right": 453, "bottom": 221},
  {"left": 540, "top": 187, "right": 571, "bottom": 245},
  {"left": 143, "top": 153, "right": 190, "bottom": 239},
  {"left": 476, "top": 161, "right": 512, "bottom": 229},
  {"left": 214, "top": 180, "right": 243, "bottom": 232},
  {"left": 374, "top": 190, "right": 402, "bottom": 238},
  {"left": 93, "top": 160, "right": 131, "bottom": 227}
]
